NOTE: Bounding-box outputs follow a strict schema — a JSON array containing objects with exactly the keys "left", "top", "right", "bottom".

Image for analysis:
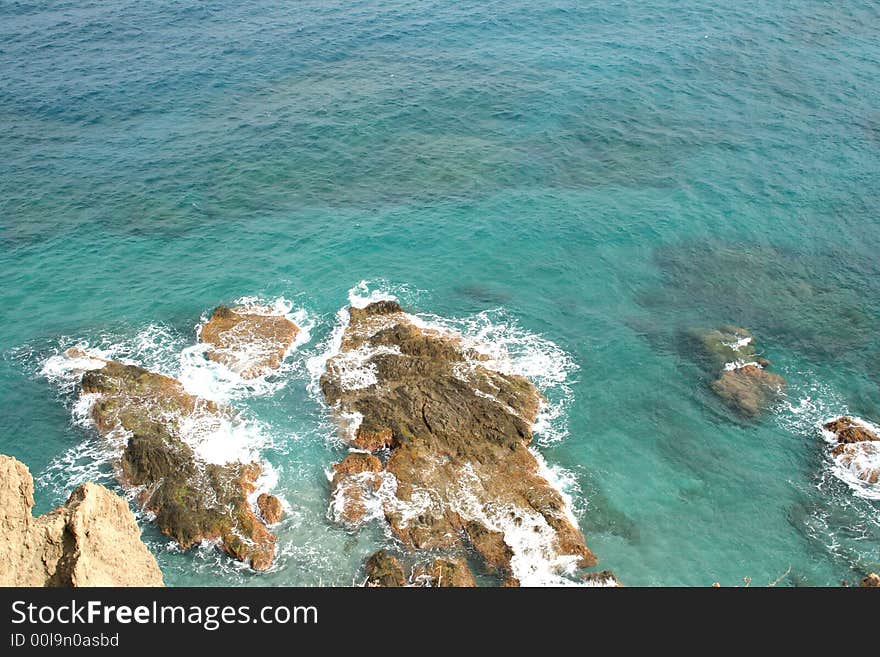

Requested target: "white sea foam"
[
  {"left": 819, "top": 416, "right": 880, "bottom": 500},
  {"left": 722, "top": 336, "right": 752, "bottom": 351},
  {"left": 723, "top": 360, "right": 763, "bottom": 371}
]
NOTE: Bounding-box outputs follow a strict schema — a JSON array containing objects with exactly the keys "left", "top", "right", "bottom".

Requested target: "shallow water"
[{"left": 1, "top": 0, "right": 879, "bottom": 586}]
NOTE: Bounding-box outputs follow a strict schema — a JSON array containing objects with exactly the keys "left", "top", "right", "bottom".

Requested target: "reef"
[{"left": 693, "top": 326, "right": 786, "bottom": 417}]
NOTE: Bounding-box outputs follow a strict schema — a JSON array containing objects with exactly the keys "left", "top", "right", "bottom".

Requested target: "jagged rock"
[
  {"left": 75, "top": 356, "right": 277, "bottom": 570},
  {"left": 860, "top": 573, "right": 880, "bottom": 588},
  {"left": 200, "top": 305, "right": 299, "bottom": 378},
  {"left": 322, "top": 301, "right": 596, "bottom": 585},
  {"left": 580, "top": 570, "right": 623, "bottom": 587},
  {"left": 692, "top": 326, "right": 785, "bottom": 417},
  {"left": 364, "top": 550, "right": 407, "bottom": 587},
  {"left": 426, "top": 557, "right": 477, "bottom": 587},
  {"left": 824, "top": 417, "right": 880, "bottom": 444},
  {"left": 257, "top": 493, "right": 283, "bottom": 525},
  {"left": 823, "top": 417, "right": 880, "bottom": 485},
  {"left": 0, "top": 455, "right": 163, "bottom": 587}
]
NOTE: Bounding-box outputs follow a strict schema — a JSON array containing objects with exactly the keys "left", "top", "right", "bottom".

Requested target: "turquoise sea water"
[{"left": 2, "top": 0, "right": 879, "bottom": 586}]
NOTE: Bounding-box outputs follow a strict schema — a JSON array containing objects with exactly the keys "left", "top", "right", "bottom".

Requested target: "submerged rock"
[
  {"left": 364, "top": 549, "right": 407, "bottom": 587},
  {"left": 322, "top": 301, "right": 597, "bottom": 585},
  {"left": 0, "top": 455, "right": 163, "bottom": 587},
  {"left": 822, "top": 417, "right": 880, "bottom": 485},
  {"left": 692, "top": 326, "right": 785, "bottom": 417},
  {"left": 71, "top": 352, "right": 277, "bottom": 570},
  {"left": 200, "top": 305, "right": 299, "bottom": 378}
]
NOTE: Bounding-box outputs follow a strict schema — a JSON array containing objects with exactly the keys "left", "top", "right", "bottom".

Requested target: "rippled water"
[{"left": 2, "top": 0, "right": 879, "bottom": 586}]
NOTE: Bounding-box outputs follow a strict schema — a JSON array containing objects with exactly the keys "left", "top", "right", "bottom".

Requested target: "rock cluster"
[
  {"left": 0, "top": 455, "right": 163, "bottom": 587},
  {"left": 822, "top": 417, "right": 880, "bottom": 485}
]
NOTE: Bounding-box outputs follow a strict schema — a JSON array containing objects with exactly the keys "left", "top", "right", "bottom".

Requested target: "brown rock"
[
  {"left": 693, "top": 327, "right": 786, "bottom": 417},
  {"left": 823, "top": 417, "right": 880, "bottom": 444},
  {"left": 465, "top": 520, "right": 514, "bottom": 574},
  {"left": 320, "top": 301, "right": 596, "bottom": 585},
  {"left": 75, "top": 357, "right": 277, "bottom": 570},
  {"left": 823, "top": 417, "right": 880, "bottom": 485},
  {"left": 200, "top": 305, "right": 299, "bottom": 378},
  {"left": 364, "top": 550, "right": 407, "bottom": 587},
  {"left": 710, "top": 365, "right": 786, "bottom": 417},
  {"left": 427, "top": 557, "right": 477, "bottom": 587},
  {"left": 330, "top": 453, "right": 384, "bottom": 526},
  {"left": 0, "top": 455, "right": 163, "bottom": 587},
  {"left": 257, "top": 493, "right": 283, "bottom": 525},
  {"left": 860, "top": 573, "right": 880, "bottom": 588},
  {"left": 580, "top": 570, "right": 622, "bottom": 586},
  {"left": 830, "top": 442, "right": 880, "bottom": 484}
]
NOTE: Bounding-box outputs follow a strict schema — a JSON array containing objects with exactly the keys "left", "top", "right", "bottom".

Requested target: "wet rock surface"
[
  {"left": 364, "top": 549, "right": 407, "bottom": 587},
  {"left": 200, "top": 305, "right": 299, "bottom": 378},
  {"left": 72, "top": 352, "right": 277, "bottom": 570},
  {"left": 0, "top": 455, "right": 163, "bottom": 587},
  {"left": 322, "top": 301, "right": 597, "bottom": 585},
  {"left": 822, "top": 417, "right": 880, "bottom": 485}
]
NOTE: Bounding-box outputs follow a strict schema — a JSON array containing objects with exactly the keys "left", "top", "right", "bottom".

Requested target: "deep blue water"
[{"left": 2, "top": 0, "right": 879, "bottom": 586}]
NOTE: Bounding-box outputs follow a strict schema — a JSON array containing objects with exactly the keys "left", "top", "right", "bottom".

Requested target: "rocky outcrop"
[
  {"left": 67, "top": 349, "right": 277, "bottom": 570},
  {"left": 257, "top": 493, "right": 283, "bottom": 525},
  {"left": 822, "top": 417, "right": 880, "bottom": 485},
  {"left": 364, "top": 550, "right": 407, "bottom": 587},
  {"left": 200, "top": 305, "right": 299, "bottom": 378},
  {"left": 581, "top": 570, "right": 622, "bottom": 586},
  {"left": 0, "top": 455, "right": 163, "bottom": 587},
  {"left": 693, "top": 326, "right": 785, "bottom": 417},
  {"left": 322, "top": 301, "right": 597, "bottom": 586},
  {"left": 861, "top": 573, "right": 880, "bottom": 588}
]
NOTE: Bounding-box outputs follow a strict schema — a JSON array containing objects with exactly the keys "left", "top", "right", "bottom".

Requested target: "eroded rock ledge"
[
  {"left": 0, "top": 455, "right": 163, "bottom": 587},
  {"left": 67, "top": 349, "right": 282, "bottom": 570},
  {"left": 320, "top": 300, "right": 599, "bottom": 586}
]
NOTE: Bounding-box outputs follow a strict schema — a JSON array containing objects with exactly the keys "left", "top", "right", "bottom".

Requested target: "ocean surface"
[{"left": 2, "top": 0, "right": 879, "bottom": 586}]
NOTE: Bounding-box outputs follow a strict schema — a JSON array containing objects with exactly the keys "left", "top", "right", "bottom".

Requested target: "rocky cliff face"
[
  {"left": 0, "top": 455, "right": 163, "bottom": 587},
  {"left": 321, "top": 300, "right": 599, "bottom": 586},
  {"left": 66, "top": 349, "right": 282, "bottom": 570}
]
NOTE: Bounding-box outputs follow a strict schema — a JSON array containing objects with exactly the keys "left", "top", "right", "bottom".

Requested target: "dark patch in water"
[{"left": 454, "top": 283, "right": 511, "bottom": 307}]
